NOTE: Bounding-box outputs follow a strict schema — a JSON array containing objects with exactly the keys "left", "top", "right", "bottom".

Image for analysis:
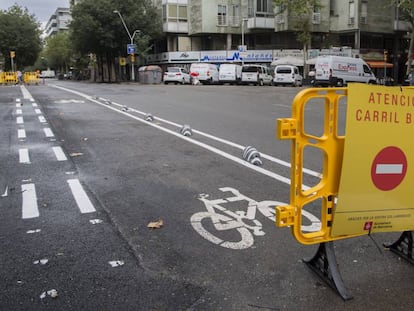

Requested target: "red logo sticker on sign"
[{"left": 371, "top": 146, "right": 407, "bottom": 191}]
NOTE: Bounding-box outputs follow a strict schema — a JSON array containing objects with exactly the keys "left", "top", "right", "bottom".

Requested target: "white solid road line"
[
  {"left": 67, "top": 179, "right": 96, "bottom": 214},
  {"left": 16, "top": 109, "right": 22, "bottom": 114},
  {"left": 32, "top": 103, "right": 38, "bottom": 107},
  {"left": 22, "top": 183, "right": 39, "bottom": 219},
  {"left": 35, "top": 108, "right": 42, "bottom": 114},
  {"left": 20, "top": 85, "right": 33, "bottom": 99},
  {"left": 52, "top": 146, "right": 67, "bottom": 161},
  {"left": 52, "top": 85, "right": 303, "bottom": 188},
  {"left": 38, "top": 116, "right": 47, "bottom": 123},
  {"left": 19, "top": 148, "right": 30, "bottom": 164},
  {"left": 43, "top": 128, "right": 54, "bottom": 137}
]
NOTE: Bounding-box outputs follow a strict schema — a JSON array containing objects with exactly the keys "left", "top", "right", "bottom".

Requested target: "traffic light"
[
  {"left": 384, "top": 50, "right": 388, "bottom": 62},
  {"left": 10, "top": 51, "right": 15, "bottom": 58},
  {"left": 130, "top": 54, "right": 135, "bottom": 63}
]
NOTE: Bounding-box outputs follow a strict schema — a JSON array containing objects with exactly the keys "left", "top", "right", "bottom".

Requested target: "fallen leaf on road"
[{"left": 147, "top": 219, "right": 164, "bottom": 229}]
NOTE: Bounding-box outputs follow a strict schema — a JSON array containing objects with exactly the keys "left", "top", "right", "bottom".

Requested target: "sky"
[{"left": 1, "top": 0, "right": 70, "bottom": 25}]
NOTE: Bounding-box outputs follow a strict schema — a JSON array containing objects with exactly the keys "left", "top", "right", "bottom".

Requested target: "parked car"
[
  {"left": 189, "top": 63, "right": 219, "bottom": 84},
  {"left": 163, "top": 67, "right": 191, "bottom": 84},
  {"left": 273, "top": 65, "right": 303, "bottom": 87},
  {"left": 241, "top": 65, "right": 273, "bottom": 86},
  {"left": 314, "top": 55, "right": 376, "bottom": 86},
  {"left": 219, "top": 63, "right": 242, "bottom": 84}
]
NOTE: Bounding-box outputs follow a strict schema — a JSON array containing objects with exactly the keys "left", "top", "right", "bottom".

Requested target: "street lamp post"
[{"left": 113, "top": 10, "right": 140, "bottom": 81}]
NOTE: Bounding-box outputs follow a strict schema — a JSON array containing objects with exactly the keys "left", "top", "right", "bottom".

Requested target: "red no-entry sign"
[{"left": 371, "top": 146, "right": 407, "bottom": 191}]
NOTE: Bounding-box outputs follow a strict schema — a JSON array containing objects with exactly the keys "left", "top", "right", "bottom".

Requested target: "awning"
[{"left": 366, "top": 61, "right": 393, "bottom": 68}]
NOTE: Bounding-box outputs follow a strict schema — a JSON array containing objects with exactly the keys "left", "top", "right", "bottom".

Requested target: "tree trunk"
[{"left": 407, "top": 29, "right": 414, "bottom": 76}]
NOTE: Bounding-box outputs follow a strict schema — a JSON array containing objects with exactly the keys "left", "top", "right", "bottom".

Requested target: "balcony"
[
  {"left": 163, "top": 21, "right": 189, "bottom": 33},
  {"left": 394, "top": 19, "right": 410, "bottom": 32},
  {"left": 216, "top": 16, "right": 241, "bottom": 27},
  {"left": 247, "top": 16, "right": 274, "bottom": 29}
]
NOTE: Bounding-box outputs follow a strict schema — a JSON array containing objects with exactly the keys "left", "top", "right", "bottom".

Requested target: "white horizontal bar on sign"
[
  {"left": 67, "top": 179, "right": 96, "bottom": 214},
  {"left": 376, "top": 164, "right": 403, "bottom": 175},
  {"left": 22, "top": 183, "right": 39, "bottom": 219}
]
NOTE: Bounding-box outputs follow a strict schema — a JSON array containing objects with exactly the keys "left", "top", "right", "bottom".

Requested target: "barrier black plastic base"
[
  {"left": 384, "top": 231, "right": 414, "bottom": 265},
  {"left": 303, "top": 242, "right": 353, "bottom": 301}
]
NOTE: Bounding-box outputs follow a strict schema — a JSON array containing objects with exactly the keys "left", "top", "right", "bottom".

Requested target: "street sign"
[
  {"left": 238, "top": 45, "right": 247, "bottom": 52},
  {"left": 371, "top": 146, "right": 407, "bottom": 191},
  {"left": 331, "top": 84, "right": 414, "bottom": 236},
  {"left": 127, "top": 44, "right": 136, "bottom": 55}
]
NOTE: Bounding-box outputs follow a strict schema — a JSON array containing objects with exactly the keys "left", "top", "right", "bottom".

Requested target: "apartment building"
[
  {"left": 44, "top": 7, "right": 72, "bottom": 38},
  {"left": 150, "top": 0, "right": 410, "bottom": 82}
]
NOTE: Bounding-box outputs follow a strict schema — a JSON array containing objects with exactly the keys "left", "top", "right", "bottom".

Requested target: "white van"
[
  {"left": 241, "top": 65, "right": 273, "bottom": 86},
  {"left": 273, "top": 65, "right": 303, "bottom": 86},
  {"left": 314, "top": 55, "right": 376, "bottom": 86},
  {"left": 219, "top": 63, "right": 242, "bottom": 84},
  {"left": 189, "top": 63, "right": 219, "bottom": 84}
]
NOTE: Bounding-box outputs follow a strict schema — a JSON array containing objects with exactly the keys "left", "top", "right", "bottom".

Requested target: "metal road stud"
[
  {"left": 145, "top": 113, "right": 154, "bottom": 122},
  {"left": 242, "top": 146, "right": 263, "bottom": 166},
  {"left": 180, "top": 125, "right": 193, "bottom": 137}
]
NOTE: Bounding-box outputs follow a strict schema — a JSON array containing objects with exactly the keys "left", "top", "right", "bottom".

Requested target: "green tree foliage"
[
  {"left": 0, "top": 5, "right": 42, "bottom": 70},
  {"left": 274, "top": 0, "right": 322, "bottom": 76},
  {"left": 391, "top": 0, "right": 414, "bottom": 75},
  {"left": 43, "top": 32, "right": 72, "bottom": 73},
  {"left": 69, "top": 0, "right": 162, "bottom": 81}
]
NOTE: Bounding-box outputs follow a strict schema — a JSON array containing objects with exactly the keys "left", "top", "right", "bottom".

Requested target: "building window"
[
  {"left": 230, "top": 5, "right": 240, "bottom": 26},
  {"left": 360, "top": 1, "right": 367, "bottom": 24},
  {"left": 218, "top": 4, "right": 227, "bottom": 26},
  {"left": 248, "top": 0, "right": 254, "bottom": 17},
  {"left": 255, "top": 0, "right": 274, "bottom": 17},
  {"left": 348, "top": 1, "right": 355, "bottom": 25},
  {"left": 163, "top": 4, "right": 188, "bottom": 23}
]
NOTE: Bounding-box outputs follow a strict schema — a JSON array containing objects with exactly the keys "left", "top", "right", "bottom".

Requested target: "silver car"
[{"left": 163, "top": 67, "right": 191, "bottom": 84}]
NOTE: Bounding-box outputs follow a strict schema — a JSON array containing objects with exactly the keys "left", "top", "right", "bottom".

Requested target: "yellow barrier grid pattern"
[
  {"left": 23, "top": 72, "right": 40, "bottom": 85},
  {"left": 276, "top": 87, "right": 364, "bottom": 245},
  {"left": 0, "top": 72, "right": 18, "bottom": 85},
  {"left": 0, "top": 72, "right": 40, "bottom": 85}
]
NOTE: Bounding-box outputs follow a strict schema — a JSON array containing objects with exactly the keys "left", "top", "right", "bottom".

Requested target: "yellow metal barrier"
[
  {"left": 1, "top": 72, "right": 18, "bottom": 85},
  {"left": 276, "top": 87, "right": 363, "bottom": 245},
  {"left": 23, "top": 72, "right": 40, "bottom": 85}
]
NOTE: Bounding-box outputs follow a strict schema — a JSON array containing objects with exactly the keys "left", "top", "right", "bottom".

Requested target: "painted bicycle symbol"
[{"left": 190, "top": 187, "right": 320, "bottom": 250}]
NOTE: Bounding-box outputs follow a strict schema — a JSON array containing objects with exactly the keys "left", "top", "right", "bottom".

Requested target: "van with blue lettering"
[{"left": 314, "top": 56, "right": 376, "bottom": 86}]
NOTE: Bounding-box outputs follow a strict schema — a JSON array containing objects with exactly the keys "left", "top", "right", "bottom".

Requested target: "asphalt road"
[{"left": 0, "top": 80, "right": 413, "bottom": 311}]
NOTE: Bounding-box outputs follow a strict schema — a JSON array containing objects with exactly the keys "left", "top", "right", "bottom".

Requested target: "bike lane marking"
[{"left": 191, "top": 187, "right": 321, "bottom": 250}]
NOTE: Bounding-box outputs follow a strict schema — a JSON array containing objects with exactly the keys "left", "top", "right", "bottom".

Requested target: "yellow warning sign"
[{"left": 332, "top": 84, "right": 414, "bottom": 237}]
